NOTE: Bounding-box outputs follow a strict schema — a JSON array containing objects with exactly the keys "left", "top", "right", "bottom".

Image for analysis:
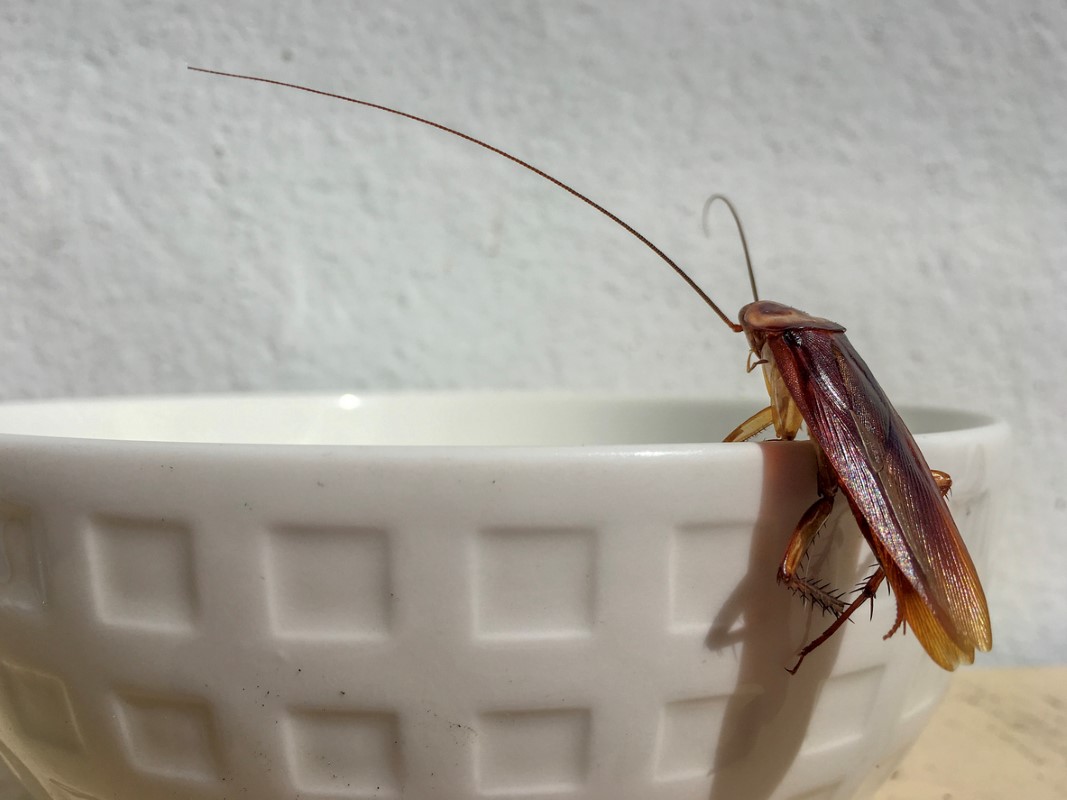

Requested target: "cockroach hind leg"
[
  {"left": 851, "top": 565, "right": 885, "bottom": 617},
  {"left": 788, "top": 577, "right": 847, "bottom": 617},
  {"left": 786, "top": 567, "right": 887, "bottom": 674},
  {"left": 884, "top": 608, "right": 907, "bottom": 640}
]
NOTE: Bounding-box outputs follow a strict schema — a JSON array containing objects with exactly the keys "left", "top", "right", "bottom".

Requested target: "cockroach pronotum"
[{"left": 188, "top": 67, "right": 992, "bottom": 673}]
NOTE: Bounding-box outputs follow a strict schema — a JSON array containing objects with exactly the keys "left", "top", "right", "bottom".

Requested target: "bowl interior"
[{"left": 0, "top": 393, "right": 997, "bottom": 446}]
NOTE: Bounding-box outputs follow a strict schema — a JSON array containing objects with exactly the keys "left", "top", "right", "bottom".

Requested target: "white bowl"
[{"left": 0, "top": 393, "right": 1006, "bottom": 800}]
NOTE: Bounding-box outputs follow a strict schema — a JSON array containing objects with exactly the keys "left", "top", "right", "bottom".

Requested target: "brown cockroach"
[{"left": 188, "top": 67, "right": 992, "bottom": 673}]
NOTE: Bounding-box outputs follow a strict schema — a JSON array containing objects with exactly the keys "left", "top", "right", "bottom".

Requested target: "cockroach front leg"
[{"left": 725, "top": 406, "right": 775, "bottom": 443}]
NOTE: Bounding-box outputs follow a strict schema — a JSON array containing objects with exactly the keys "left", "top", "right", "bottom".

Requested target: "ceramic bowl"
[{"left": 0, "top": 393, "right": 1006, "bottom": 800}]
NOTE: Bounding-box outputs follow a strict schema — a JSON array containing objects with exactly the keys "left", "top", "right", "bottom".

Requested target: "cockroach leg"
[
  {"left": 884, "top": 591, "right": 906, "bottom": 638},
  {"left": 931, "top": 470, "right": 952, "bottom": 497},
  {"left": 724, "top": 406, "right": 774, "bottom": 442},
  {"left": 778, "top": 495, "right": 843, "bottom": 615},
  {"left": 777, "top": 450, "right": 846, "bottom": 617},
  {"left": 786, "top": 567, "right": 887, "bottom": 674}
]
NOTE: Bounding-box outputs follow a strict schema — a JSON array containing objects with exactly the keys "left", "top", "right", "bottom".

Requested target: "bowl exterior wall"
[{"left": 0, "top": 414, "right": 1007, "bottom": 800}]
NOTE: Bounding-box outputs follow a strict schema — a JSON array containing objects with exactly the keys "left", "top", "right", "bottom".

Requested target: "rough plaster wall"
[{"left": 1, "top": 1, "right": 1064, "bottom": 665}]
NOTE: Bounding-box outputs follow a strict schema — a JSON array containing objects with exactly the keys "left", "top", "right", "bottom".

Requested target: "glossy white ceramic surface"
[{"left": 0, "top": 394, "right": 1006, "bottom": 800}]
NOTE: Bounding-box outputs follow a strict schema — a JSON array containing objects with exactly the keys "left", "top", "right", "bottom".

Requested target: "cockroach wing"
[{"left": 768, "top": 329, "right": 992, "bottom": 669}]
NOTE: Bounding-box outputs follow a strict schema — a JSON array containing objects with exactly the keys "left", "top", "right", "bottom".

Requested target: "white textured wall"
[{"left": 2, "top": 1, "right": 1064, "bottom": 665}]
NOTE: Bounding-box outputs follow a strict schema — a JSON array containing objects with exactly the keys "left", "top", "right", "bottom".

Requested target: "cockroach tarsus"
[{"left": 188, "top": 66, "right": 992, "bottom": 673}]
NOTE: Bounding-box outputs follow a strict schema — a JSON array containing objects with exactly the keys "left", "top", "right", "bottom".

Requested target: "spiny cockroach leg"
[
  {"left": 786, "top": 567, "right": 887, "bottom": 674},
  {"left": 788, "top": 579, "right": 846, "bottom": 616},
  {"left": 777, "top": 446, "right": 846, "bottom": 613}
]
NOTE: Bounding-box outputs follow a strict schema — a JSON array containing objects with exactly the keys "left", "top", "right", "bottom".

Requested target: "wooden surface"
[{"left": 873, "top": 666, "right": 1067, "bottom": 800}]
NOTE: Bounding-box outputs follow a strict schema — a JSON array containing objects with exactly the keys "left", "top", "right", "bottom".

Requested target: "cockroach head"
[{"left": 739, "top": 301, "right": 846, "bottom": 353}]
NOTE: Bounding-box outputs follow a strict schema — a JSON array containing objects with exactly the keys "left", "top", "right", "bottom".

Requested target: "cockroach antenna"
[
  {"left": 702, "top": 194, "right": 759, "bottom": 303},
  {"left": 187, "top": 66, "right": 744, "bottom": 333}
]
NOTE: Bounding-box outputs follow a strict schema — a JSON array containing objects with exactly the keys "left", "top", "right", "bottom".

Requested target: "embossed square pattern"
[
  {"left": 0, "top": 395, "right": 1006, "bottom": 800},
  {"left": 0, "top": 502, "right": 45, "bottom": 613},
  {"left": 475, "top": 526, "right": 596, "bottom": 639},
  {"left": 113, "top": 693, "right": 222, "bottom": 781},
  {"left": 0, "top": 662, "right": 82, "bottom": 753},
  {"left": 477, "top": 708, "right": 590, "bottom": 793},
  {"left": 87, "top": 516, "right": 198, "bottom": 633},
  {"left": 285, "top": 709, "right": 402, "bottom": 795},
  {"left": 266, "top": 525, "right": 393, "bottom": 640}
]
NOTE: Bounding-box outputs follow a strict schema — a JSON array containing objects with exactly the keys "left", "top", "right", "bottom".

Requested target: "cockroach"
[{"left": 188, "top": 67, "right": 992, "bottom": 673}]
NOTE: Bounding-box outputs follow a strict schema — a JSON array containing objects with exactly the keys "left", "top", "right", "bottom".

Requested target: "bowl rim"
[{"left": 0, "top": 390, "right": 1007, "bottom": 452}]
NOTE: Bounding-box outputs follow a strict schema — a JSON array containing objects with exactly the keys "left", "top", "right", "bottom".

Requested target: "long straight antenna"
[{"left": 188, "top": 66, "right": 743, "bottom": 333}]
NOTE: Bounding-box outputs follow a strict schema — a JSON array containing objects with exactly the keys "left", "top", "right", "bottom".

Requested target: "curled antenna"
[
  {"left": 702, "top": 194, "right": 759, "bottom": 303},
  {"left": 188, "top": 66, "right": 744, "bottom": 333}
]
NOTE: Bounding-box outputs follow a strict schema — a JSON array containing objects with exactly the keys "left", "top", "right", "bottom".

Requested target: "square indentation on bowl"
[
  {"left": 801, "top": 666, "right": 884, "bottom": 756},
  {"left": 654, "top": 695, "right": 729, "bottom": 781},
  {"left": 475, "top": 527, "right": 595, "bottom": 640},
  {"left": 669, "top": 523, "right": 751, "bottom": 633},
  {"left": 265, "top": 525, "right": 392, "bottom": 640},
  {"left": 0, "top": 501, "right": 46, "bottom": 611},
  {"left": 114, "top": 692, "right": 222, "bottom": 781},
  {"left": 0, "top": 661, "right": 83, "bottom": 752},
  {"left": 284, "top": 709, "right": 401, "bottom": 797},
  {"left": 87, "top": 516, "right": 197, "bottom": 633},
  {"left": 476, "top": 708, "right": 590, "bottom": 794}
]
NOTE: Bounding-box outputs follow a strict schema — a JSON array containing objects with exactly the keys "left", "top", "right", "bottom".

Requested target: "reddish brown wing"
[{"left": 768, "top": 328, "right": 992, "bottom": 666}]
